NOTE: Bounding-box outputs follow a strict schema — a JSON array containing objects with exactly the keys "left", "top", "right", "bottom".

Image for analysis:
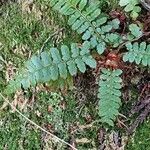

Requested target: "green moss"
[
  {"left": 126, "top": 120, "right": 150, "bottom": 150},
  {"left": 0, "top": 1, "right": 149, "bottom": 150}
]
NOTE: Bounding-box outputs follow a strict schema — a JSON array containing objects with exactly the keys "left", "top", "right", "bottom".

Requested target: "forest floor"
[{"left": 0, "top": 0, "right": 150, "bottom": 150}]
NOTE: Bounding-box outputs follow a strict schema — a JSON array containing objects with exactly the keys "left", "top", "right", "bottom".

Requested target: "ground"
[{"left": 0, "top": 1, "right": 150, "bottom": 150}]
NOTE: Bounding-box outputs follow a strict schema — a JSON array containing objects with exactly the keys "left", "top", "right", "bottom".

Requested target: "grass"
[{"left": 0, "top": 0, "right": 149, "bottom": 150}]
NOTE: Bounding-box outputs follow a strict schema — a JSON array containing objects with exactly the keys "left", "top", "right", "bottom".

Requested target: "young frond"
[
  {"left": 50, "top": 0, "right": 120, "bottom": 54},
  {"left": 98, "top": 69, "right": 122, "bottom": 126},
  {"left": 6, "top": 41, "right": 96, "bottom": 94},
  {"left": 123, "top": 42, "right": 150, "bottom": 66}
]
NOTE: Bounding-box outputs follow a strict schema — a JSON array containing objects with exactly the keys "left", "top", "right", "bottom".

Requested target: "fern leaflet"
[
  {"left": 98, "top": 69, "right": 122, "bottom": 126},
  {"left": 123, "top": 42, "right": 150, "bottom": 66},
  {"left": 6, "top": 41, "right": 96, "bottom": 94},
  {"left": 49, "top": 0, "right": 121, "bottom": 54}
]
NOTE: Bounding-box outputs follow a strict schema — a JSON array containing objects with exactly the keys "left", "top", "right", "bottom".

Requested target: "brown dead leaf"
[
  {"left": 105, "top": 131, "right": 128, "bottom": 150},
  {"left": 13, "top": 44, "right": 30, "bottom": 57},
  {"left": 48, "top": 105, "right": 53, "bottom": 113},
  {"left": 5, "top": 61, "right": 16, "bottom": 82},
  {"left": 76, "top": 138, "right": 91, "bottom": 144},
  {"left": 19, "top": 0, "right": 42, "bottom": 20},
  {"left": 11, "top": 91, "right": 28, "bottom": 112}
]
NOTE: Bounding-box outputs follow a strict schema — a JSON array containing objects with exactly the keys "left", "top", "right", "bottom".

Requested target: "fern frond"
[
  {"left": 119, "top": 0, "right": 141, "bottom": 19},
  {"left": 123, "top": 42, "right": 150, "bottom": 66},
  {"left": 6, "top": 41, "right": 96, "bottom": 94},
  {"left": 98, "top": 69, "right": 122, "bottom": 126},
  {"left": 50, "top": 0, "right": 120, "bottom": 54}
]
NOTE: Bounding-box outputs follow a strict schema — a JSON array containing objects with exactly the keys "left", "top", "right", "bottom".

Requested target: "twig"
[
  {"left": 118, "top": 113, "right": 127, "bottom": 119},
  {"left": 38, "top": 28, "right": 65, "bottom": 54},
  {"left": 0, "top": 93, "right": 78, "bottom": 150},
  {"left": 117, "top": 32, "right": 150, "bottom": 53},
  {"left": 140, "top": 0, "right": 150, "bottom": 12}
]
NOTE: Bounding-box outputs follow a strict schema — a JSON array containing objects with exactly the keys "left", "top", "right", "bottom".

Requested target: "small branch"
[{"left": 0, "top": 93, "right": 78, "bottom": 150}]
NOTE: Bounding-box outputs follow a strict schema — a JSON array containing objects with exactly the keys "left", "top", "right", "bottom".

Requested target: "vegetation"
[{"left": 0, "top": 0, "right": 149, "bottom": 149}]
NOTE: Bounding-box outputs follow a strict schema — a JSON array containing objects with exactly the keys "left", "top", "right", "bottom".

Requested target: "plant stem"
[{"left": 117, "top": 32, "right": 150, "bottom": 53}]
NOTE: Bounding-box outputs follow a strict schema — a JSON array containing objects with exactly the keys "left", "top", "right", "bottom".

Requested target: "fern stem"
[
  {"left": 73, "top": 7, "right": 104, "bottom": 41},
  {"left": 117, "top": 31, "right": 150, "bottom": 52},
  {"left": 67, "top": 1, "right": 105, "bottom": 42}
]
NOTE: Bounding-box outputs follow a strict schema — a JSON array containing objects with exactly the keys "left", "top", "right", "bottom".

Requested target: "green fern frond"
[
  {"left": 104, "top": 33, "right": 123, "bottom": 47},
  {"left": 6, "top": 41, "right": 96, "bottom": 94},
  {"left": 119, "top": 0, "right": 141, "bottom": 19},
  {"left": 98, "top": 69, "right": 122, "bottom": 126},
  {"left": 129, "top": 24, "right": 143, "bottom": 38},
  {"left": 123, "top": 42, "right": 150, "bottom": 66},
  {"left": 50, "top": 0, "right": 120, "bottom": 54}
]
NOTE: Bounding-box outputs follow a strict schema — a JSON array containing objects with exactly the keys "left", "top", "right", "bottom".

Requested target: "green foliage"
[
  {"left": 104, "top": 33, "right": 123, "bottom": 47},
  {"left": 119, "top": 0, "right": 141, "bottom": 19},
  {"left": 0, "top": 113, "right": 42, "bottom": 150},
  {"left": 49, "top": 0, "right": 121, "bottom": 54},
  {"left": 98, "top": 69, "right": 122, "bottom": 126},
  {"left": 0, "top": 91, "right": 69, "bottom": 150},
  {"left": 129, "top": 24, "right": 143, "bottom": 38},
  {"left": 6, "top": 41, "right": 96, "bottom": 94},
  {"left": 4, "top": 0, "right": 150, "bottom": 128},
  {"left": 123, "top": 42, "right": 150, "bottom": 66},
  {"left": 125, "top": 120, "right": 150, "bottom": 150},
  {"left": 0, "top": 3, "right": 51, "bottom": 53},
  {"left": 123, "top": 23, "right": 143, "bottom": 41},
  {"left": 44, "top": 92, "right": 65, "bottom": 132}
]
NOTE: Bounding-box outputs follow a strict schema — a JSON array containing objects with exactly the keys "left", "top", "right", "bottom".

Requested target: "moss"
[
  {"left": 0, "top": 1, "right": 149, "bottom": 150},
  {"left": 126, "top": 120, "right": 150, "bottom": 150}
]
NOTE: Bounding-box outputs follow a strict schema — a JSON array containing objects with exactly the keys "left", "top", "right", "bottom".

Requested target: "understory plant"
[
  {"left": 5, "top": 0, "right": 150, "bottom": 127},
  {"left": 119, "top": 0, "right": 141, "bottom": 19}
]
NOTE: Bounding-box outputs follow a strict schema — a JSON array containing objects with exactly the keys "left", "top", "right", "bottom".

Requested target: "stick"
[
  {"left": 117, "top": 32, "right": 150, "bottom": 53},
  {"left": 0, "top": 93, "right": 78, "bottom": 150}
]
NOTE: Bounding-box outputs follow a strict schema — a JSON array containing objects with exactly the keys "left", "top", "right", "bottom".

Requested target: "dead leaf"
[
  {"left": 105, "top": 131, "right": 128, "bottom": 150},
  {"left": 11, "top": 91, "right": 28, "bottom": 112},
  {"left": 20, "top": 0, "right": 42, "bottom": 20},
  {"left": 76, "top": 138, "right": 91, "bottom": 144},
  {"left": 5, "top": 61, "right": 16, "bottom": 82}
]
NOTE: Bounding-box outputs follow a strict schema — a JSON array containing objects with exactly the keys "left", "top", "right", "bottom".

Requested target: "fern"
[
  {"left": 98, "top": 69, "right": 122, "bottom": 126},
  {"left": 49, "top": 0, "right": 121, "bottom": 54},
  {"left": 6, "top": 41, "right": 96, "bottom": 94},
  {"left": 119, "top": 0, "right": 141, "bottom": 19},
  {"left": 123, "top": 42, "right": 150, "bottom": 66},
  {"left": 5, "top": 0, "right": 149, "bottom": 128},
  {"left": 129, "top": 24, "right": 143, "bottom": 38}
]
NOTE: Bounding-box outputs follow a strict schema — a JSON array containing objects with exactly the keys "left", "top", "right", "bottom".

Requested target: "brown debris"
[
  {"left": 11, "top": 90, "right": 28, "bottom": 112},
  {"left": 127, "top": 74, "right": 150, "bottom": 135},
  {"left": 128, "top": 95, "right": 150, "bottom": 135},
  {"left": 5, "top": 61, "right": 16, "bottom": 82},
  {"left": 97, "top": 129, "right": 128, "bottom": 150},
  {"left": 105, "top": 131, "right": 128, "bottom": 150},
  {"left": 98, "top": 128, "right": 106, "bottom": 150}
]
